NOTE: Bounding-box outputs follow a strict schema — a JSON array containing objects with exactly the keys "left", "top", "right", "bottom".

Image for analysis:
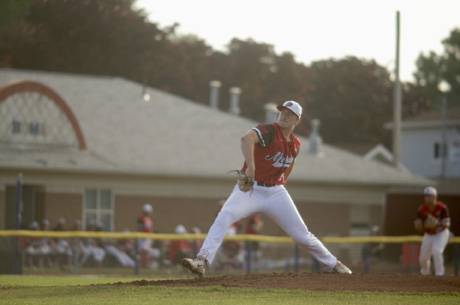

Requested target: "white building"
[{"left": 395, "top": 106, "right": 460, "bottom": 179}]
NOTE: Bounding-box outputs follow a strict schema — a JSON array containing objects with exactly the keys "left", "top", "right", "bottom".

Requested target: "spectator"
[
  {"left": 104, "top": 240, "right": 135, "bottom": 268},
  {"left": 361, "top": 225, "right": 383, "bottom": 273},
  {"left": 191, "top": 227, "right": 203, "bottom": 256},
  {"left": 217, "top": 222, "right": 244, "bottom": 271},
  {"left": 23, "top": 221, "right": 41, "bottom": 268},
  {"left": 168, "top": 225, "right": 193, "bottom": 265},
  {"left": 137, "top": 203, "right": 160, "bottom": 269},
  {"left": 79, "top": 221, "right": 106, "bottom": 267},
  {"left": 70, "top": 220, "right": 85, "bottom": 267},
  {"left": 118, "top": 230, "right": 135, "bottom": 259},
  {"left": 245, "top": 214, "right": 264, "bottom": 268},
  {"left": 39, "top": 219, "right": 53, "bottom": 267},
  {"left": 213, "top": 200, "right": 244, "bottom": 271},
  {"left": 53, "top": 218, "right": 72, "bottom": 270}
]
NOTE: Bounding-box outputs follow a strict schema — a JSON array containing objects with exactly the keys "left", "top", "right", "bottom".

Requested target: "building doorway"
[{"left": 5, "top": 185, "right": 45, "bottom": 229}]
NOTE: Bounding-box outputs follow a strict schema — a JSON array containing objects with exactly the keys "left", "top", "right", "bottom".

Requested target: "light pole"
[
  {"left": 392, "top": 11, "right": 402, "bottom": 168},
  {"left": 438, "top": 80, "right": 451, "bottom": 179}
]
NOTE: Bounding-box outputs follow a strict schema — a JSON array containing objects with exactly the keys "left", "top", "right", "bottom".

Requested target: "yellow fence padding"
[{"left": 0, "top": 230, "right": 459, "bottom": 244}]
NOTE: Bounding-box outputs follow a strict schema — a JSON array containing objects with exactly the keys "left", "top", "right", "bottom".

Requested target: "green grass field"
[{"left": 0, "top": 275, "right": 458, "bottom": 305}]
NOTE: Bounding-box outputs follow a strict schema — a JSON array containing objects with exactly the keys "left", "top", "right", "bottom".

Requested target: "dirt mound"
[{"left": 127, "top": 273, "right": 460, "bottom": 292}]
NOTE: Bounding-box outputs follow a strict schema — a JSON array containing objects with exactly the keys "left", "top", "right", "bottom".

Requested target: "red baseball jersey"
[
  {"left": 137, "top": 215, "right": 154, "bottom": 233},
  {"left": 242, "top": 123, "right": 301, "bottom": 185},
  {"left": 245, "top": 214, "right": 263, "bottom": 234},
  {"left": 417, "top": 201, "right": 450, "bottom": 235}
]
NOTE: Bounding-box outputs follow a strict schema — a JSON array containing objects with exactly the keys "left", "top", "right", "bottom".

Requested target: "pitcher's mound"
[{"left": 128, "top": 273, "right": 460, "bottom": 292}]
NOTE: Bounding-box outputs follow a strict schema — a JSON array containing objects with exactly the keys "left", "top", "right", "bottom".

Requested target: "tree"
[
  {"left": 0, "top": 0, "right": 169, "bottom": 83},
  {"left": 2, "top": 0, "right": 421, "bottom": 146},
  {"left": 306, "top": 57, "right": 393, "bottom": 144},
  {"left": 414, "top": 28, "right": 460, "bottom": 108}
]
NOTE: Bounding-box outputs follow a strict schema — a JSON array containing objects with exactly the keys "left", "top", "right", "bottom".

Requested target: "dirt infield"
[{"left": 127, "top": 273, "right": 460, "bottom": 292}]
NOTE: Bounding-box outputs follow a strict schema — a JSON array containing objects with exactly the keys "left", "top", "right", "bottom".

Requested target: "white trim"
[
  {"left": 251, "top": 127, "right": 266, "bottom": 147},
  {"left": 364, "top": 144, "right": 394, "bottom": 162}
]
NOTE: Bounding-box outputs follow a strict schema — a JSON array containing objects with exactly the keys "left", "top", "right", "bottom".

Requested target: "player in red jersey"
[
  {"left": 137, "top": 203, "right": 159, "bottom": 268},
  {"left": 182, "top": 100, "right": 352, "bottom": 277},
  {"left": 414, "top": 186, "right": 451, "bottom": 276}
]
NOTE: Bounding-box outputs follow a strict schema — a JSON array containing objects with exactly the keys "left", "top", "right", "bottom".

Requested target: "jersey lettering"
[{"left": 264, "top": 152, "right": 295, "bottom": 168}]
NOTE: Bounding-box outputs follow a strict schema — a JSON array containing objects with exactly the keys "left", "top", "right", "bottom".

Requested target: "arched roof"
[{"left": 0, "top": 81, "right": 87, "bottom": 150}]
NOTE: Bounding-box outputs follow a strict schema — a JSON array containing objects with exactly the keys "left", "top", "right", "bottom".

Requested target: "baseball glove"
[
  {"left": 424, "top": 214, "right": 439, "bottom": 230},
  {"left": 229, "top": 170, "right": 254, "bottom": 192}
]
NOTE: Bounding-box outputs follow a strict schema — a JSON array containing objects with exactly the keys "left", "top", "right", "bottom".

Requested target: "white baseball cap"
[
  {"left": 277, "top": 100, "right": 302, "bottom": 118},
  {"left": 175, "top": 224, "right": 187, "bottom": 234},
  {"left": 143, "top": 203, "right": 153, "bottom": 213},
  {"left": 423, "top": 186, "right": 437, "bottom": 197}
]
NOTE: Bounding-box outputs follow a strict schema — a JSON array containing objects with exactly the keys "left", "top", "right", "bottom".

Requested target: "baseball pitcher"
[
  {"left": 182, "top": 100, "right": 352, "bottom": 277},
  {"left": 414, "top": 186, "right": 451, "bottom": 276}
]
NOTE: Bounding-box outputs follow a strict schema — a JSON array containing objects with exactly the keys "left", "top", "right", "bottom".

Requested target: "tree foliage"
[
  {"left": 306, "top": 57, "right": 393, "bottom": 144},
  {"left": 1, "top": 0, "right": 450, "bottom": 146},
  {"left": 414, "top": 28, "right": 460, "bottom": 107}
]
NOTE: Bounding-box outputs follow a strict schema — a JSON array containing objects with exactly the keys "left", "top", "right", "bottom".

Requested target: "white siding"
[{"left": 401, "top": 126, "right": 460, "bottom": 178}]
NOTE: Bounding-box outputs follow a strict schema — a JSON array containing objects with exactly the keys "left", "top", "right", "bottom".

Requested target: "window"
[
  {"left": 433, "top": 142, "right": 448, "bottom": 160},
  {"left": 12, "top": 120, "right": 21, "bottom": 134},
  {"left": 83, "top": 189, "right": 113, "bottom": 231},
  {"left": 434, "top": 142, "right": 441, "bottom": 159},
  {"left": 29, "top": 122, "right": 40, "bottom": 136}
]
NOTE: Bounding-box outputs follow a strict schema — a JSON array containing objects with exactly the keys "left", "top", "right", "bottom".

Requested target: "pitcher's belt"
[{"left": 255, "top": 181, "right": 277, "bottom": 187}]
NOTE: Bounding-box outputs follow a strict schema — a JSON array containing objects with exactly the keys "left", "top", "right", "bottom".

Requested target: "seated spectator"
[
  {"left": 53, "top": 218, "right": 72, "bottom": 270},
  {"left": 38, "top": 219, "right": 54, "bottom": 267},
  {"left": 104, "top": 240, "right": 136, "bottom": 268},
  {"left": 215, "top": 222, "right": 244, "bottom": 271},
  {"left": 70, "top": 220, "right": 85, "bottom": 267},
  {"left": 167, "top": 225, "right": 193, "bottom": 265},
  {"left": 79, "top": 221, "right": 106, "bottom": 267},
  {"left": 191, "top": 227, "right": 203, "bottom": 256},
  {"left": 23, "top": 221, "right": 41, "bottom": 268},
  {"left": 104, "top": 230, "right": 135, "bottom": 268},
  {"left": 361, "top": 225, "right": 383, "bottom": 273},
  {"left": 245, "top": 214, "right": 264, "bottom": 267}
]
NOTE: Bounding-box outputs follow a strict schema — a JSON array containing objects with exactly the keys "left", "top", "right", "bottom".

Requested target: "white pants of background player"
[
  {"left": 197, "top": 184, "right": 338, "bottom": 269},
  {"left": 419, "top": 229, "right": 450, "bottom": 276}
]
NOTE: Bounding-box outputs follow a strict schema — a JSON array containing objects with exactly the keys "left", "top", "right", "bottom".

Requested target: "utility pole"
[
  {"left": 438, "top": 80, "right": 451, "bottom": 178},
  {"left": 392, "top": 11, "right": 402, "bottom": 168}
]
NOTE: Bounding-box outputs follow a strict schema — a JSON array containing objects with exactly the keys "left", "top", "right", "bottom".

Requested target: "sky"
[{"left": 136, "top": 0, "right": 460, "bottom": 82}]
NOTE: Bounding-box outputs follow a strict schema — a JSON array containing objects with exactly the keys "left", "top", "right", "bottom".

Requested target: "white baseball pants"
[
  {"left": 419, "top": 229, "right": 450, "bottom": 276},
  {"left": 197, "top": 184, "right": 338, "bottom": 269}
]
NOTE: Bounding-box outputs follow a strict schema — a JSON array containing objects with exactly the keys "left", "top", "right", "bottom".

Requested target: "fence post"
[
  {"left": 245, "top": 241, "right": 252, "bottom": 274},
  {"left": 293, "top": 244, "right": 299, "bottom": 272},
  {"left": 14, "top": 174, "right": 23, "bottom": 274},
  {"left": 454, "top": 244, "right": 459, "bottom": 276},
  {"left": 134, "top": 239, "right": 140, "bottom": 275}
]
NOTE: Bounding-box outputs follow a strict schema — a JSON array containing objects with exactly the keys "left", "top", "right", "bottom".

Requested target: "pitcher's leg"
[
  {"left": 263, "top": 187, "right": 337, "bottom": 269},
  {"left": 197, "top": 186, "right": 258, "bottom": 264},
  {"left": 419, "top": 234, "right": 433, "bottom": 275},
  {"left": 432, "top": 230, "right": 449, "bottom": 276}
]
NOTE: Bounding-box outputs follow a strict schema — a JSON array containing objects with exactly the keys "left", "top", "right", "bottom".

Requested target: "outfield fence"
[{"left": 1, "top": 230, "right": 459, "bottom": 276}]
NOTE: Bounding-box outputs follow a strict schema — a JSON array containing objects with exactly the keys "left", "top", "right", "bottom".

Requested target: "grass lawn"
[{"left": 0, "top": 275, "right": 458, "bottom": 305}]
